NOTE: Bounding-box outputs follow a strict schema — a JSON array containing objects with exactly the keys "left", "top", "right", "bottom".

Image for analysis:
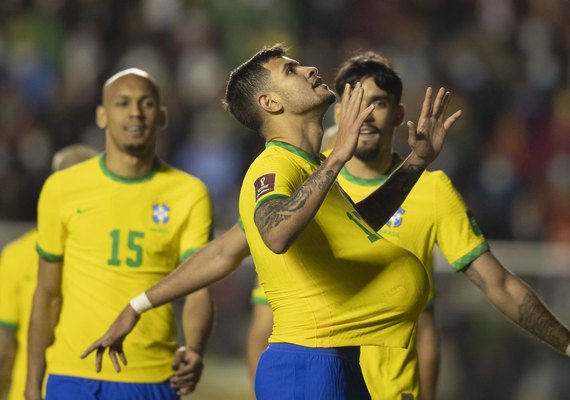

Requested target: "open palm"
[{"left": 407, "top": 87, "right": 462, "bottom": 164}]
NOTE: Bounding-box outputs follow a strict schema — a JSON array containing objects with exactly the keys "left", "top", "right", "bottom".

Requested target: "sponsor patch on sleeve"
[{"left": 254, "top": 173, "right": 276, "bottom": 201}]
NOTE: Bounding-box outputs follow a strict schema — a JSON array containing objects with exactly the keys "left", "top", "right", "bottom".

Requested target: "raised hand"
[
  {"left": 170, "top": 346, "right": 204, "bottom": 396},
  {"left": 329, "top": 82, "right": 375, "bottom": 164},
  {"left": 80, "top": 305, "right": 140, "bottom": 372},
  {"left": 406, "top": 87, "right": 462, "bottom": 165}
]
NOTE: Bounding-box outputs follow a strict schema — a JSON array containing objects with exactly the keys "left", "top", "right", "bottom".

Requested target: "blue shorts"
[
  {"left": 255, "top": 343, "right": 371, "bottom": 400},
  {"left": 45, "top": 374, "right": 178, "bottom": 400}
]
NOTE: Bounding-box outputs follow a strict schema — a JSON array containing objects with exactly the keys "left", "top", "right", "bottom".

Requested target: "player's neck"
[
  {"left": 104, "top": 148, "right": 156, "bottom": 179},
  {"left": 344, "top": 151, "right": 395, "bottom": 180},
  {"left": 264, "top": 115, "right": 324, "bottom": 157}
]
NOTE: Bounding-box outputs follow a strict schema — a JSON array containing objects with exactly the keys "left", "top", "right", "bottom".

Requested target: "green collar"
[
  {"left": 99, "top": 153, "right": 160, "bottom": 184},
  {"left": 340, "top": 153, "right": 402, "bottom": 186},
  {"left": 266, "top": 140, "right": 321, "bottom": 166}
]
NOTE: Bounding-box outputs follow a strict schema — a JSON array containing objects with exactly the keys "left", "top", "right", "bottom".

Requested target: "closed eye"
[{"left": 283, "top": 62, "right": 299, "bottom": 75}]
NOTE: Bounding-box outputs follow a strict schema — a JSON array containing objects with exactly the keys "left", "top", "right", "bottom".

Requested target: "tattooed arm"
[
  {"left": 255, "top": 157, "right": 345, "bottom": 254},
  {"left": 463, "top": 251, "right": 570, "bottom": 355},
  {"left": 255, "top": 83, "right": 374, "bottom": 253}
]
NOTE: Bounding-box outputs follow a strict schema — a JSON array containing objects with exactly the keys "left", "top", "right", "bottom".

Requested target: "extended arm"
[
  {"left": 416, "top": 309, "right": 440, "bottom": 400},
  {"left": 463, "top": 251, "right": 570, "bottom": 355},
  {"left": 26, "top": 259, "right": 63, "bottom": 400},
  {"left": 356, "top": 87, "right": 462, "bottom": 231},
  {"left": 81, "top": 224, "right": 250, "bottom": 370}
]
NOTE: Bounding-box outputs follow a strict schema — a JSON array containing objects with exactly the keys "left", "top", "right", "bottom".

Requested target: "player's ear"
[
  {"left": 96, "top": 105, "right": 107, "bottom": 129},
  {"left": 333, "top": 102, "right": 342, "bottom": 124},
  {"left": 159, "top": 106, "right": 168, "bottom": 129},
  {"left": 394, "top": 104, "right": 405, "bottom": 126},
  {"left": 258, "top": 93, "right": 283, "bottom": 113}
]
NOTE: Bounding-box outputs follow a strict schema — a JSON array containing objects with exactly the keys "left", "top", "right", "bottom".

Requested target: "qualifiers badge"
[{"left": 254, "top": 173, "right": 276, "bottom": 201}]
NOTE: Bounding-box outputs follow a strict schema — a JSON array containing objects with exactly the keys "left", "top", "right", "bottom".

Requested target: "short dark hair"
[
  {"left": 223, "top": 44, "right": 286, "bottom": 132},
  {"left": 334, "top": 52, "right": 403, "bottom": 104}
]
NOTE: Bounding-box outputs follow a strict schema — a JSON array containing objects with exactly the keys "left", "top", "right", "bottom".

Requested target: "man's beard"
[
  {"left": 354, "top": 143, "right": 380, "bottom": 161},
  {"left": 124, "top": 142, "right": 149, "bottom": 156},
  {"left": 322, "top": 91, "right": 336, "bottom": 105}
]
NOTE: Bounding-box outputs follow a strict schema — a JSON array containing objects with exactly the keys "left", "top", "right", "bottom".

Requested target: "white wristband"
[{"left": 129, "top": 293, "right": 153, "bottom": 314}]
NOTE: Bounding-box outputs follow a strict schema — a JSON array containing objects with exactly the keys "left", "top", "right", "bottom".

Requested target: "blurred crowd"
[{"left": 0, "top": 0, "right": 569, "bottom": 241}]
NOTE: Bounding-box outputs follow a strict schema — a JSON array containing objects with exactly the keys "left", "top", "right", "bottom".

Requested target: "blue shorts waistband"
[{"left": 267, "top": 343, "right": 360, "bottom": 362}]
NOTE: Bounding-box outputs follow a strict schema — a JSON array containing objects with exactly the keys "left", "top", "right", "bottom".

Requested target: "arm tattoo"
[
  {"left": 254, "top": 159, "right": 337, "bottom": 236},
  {"left": 518, "top": 293, "right": 570, "bottom": 352}
]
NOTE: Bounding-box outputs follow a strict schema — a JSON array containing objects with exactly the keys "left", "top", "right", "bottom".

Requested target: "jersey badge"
[
  {"left": 254, "top": 173, "right": 276, "bottom": 201},
  {"left": 152, "top": 203, "right": 170, "bottom": 224},
  {"left": 385, "top": 207, "right": 405, "bottom": 228}
]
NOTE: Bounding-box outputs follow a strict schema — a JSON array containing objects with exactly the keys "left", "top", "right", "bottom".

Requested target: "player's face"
[
  {"left": 97, "top": 75, "right": 165, "bottom": 157},
  {"left": 265, "top": 56, "right": 336, "bottom": 114},
  {"left": 350, "top": 77, "right": 403, "bottom": 162}
]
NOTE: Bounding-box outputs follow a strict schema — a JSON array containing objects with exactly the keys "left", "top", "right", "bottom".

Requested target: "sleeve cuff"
[
  {"left": 451, "top": 242, "right": 490, "bottom": 272},
  {"left": 36, "top": 244, "right": 63, "bottom": 262}
]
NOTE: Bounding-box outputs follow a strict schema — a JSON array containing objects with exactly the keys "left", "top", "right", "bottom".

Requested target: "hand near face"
[{"left": 329, "top": 82, "right": 375, "bottom": 164}]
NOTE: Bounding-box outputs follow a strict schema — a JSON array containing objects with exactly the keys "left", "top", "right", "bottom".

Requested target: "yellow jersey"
[
  {"left": 249, "top": 152, "right": 489, "bottom": 399},
  {"left": 36, "top": 155, "right": 212, "bottom": 382},
  {"left": 0, "top": 230, "right": 38, "bottom": 400},
  {"left": 337, "top": 154, "right": 489, "bottom": 400},
  {"left": 337, "top": 154, "right": 489, "bottom": 304},
  {"left": 239, "top": 141, "right": 428, "bottom": 348}
]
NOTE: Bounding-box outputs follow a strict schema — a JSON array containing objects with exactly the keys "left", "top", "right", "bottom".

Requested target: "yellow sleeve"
[
  {"left": 0, "top": 247, "right": 20, "bottom": 329},
  {"left": 179, "top": 180, "right": 213, "bottom": 261},
  {"left": 251, "top": 153, "right": 304, "bottom": 215},
  {"left": 433, "top": 172, "right": 489, "bottom": 271},
  {"left": 36, "top": 174, "right": 65, "bottom": 262}
]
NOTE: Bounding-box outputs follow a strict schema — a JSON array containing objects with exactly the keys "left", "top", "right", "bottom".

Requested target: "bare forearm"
[
  {"left": 0, "top": 329, "right": 16, "bottom": 396},
  {"left": 147, "top": 250, "right": 235, "bottom": 308},
  {"left": 27, "top": 289, "right": 61, "bottom": 392},
  {"left": 146, "top": 227, "right": 249, "bottom": 308},
  {"left": 416, "top": 310, "right": 440, "bottom": 400},
  {"left": 516, "top": 288, "right": 570, "bottom": 353},
  {"left": 356, "top": 154, "right": 425, "bottom": 231},
  {"left": 495, "top": 277, "right": 570, "bottom": 353},
  {"left": 255, "top": 156, "right": 344, "bottom": 253},
  {"left": 466, "top": 261, "right": 570, "bottom": 354},
  {"left": 181, "top": 289, "right": 214, "bottom": 355},
  {"left": 246, "top": 304, "right": 273, "bottom": 383}
]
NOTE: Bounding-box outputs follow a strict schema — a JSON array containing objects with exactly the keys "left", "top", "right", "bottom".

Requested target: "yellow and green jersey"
[
  {"left": 336, "top": 154, "right": 489, "bottom": 304},
  {"left": 337, "top": 154, "right": 488, "bottom": 400},
  {"left": 36, "top": 154, "right": 212, "bottom": 382},
  {"left": 0, "top": 229, "right": 38, "bottom": 400},
  {"left": 239, "top": 141, "right": 428, "bottom": 348},
  {"left": 248, "top": 152, "right": 489, "bottom": 399}
]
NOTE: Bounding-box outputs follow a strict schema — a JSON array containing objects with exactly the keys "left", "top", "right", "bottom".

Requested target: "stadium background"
[{"left": 0, "top": 0, "right": 569, "bottom": 399}]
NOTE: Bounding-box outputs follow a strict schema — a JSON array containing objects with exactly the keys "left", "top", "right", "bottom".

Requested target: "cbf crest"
[
  {"left": 152, "top": 203, "right": 170, "bottom": 224},
  {"left": 385, "top": 207, "right": 405, "bottom": 228}
]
